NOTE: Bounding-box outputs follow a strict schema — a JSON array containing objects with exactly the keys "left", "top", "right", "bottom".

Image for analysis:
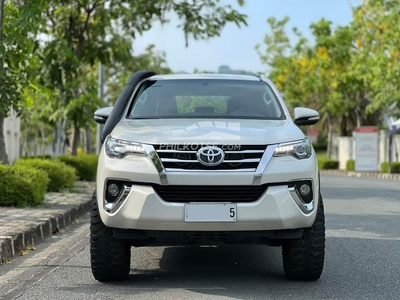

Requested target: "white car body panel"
[
  {"left": 96, "top": 74, "right": 321, "bottom": 232},
  {"left": 96, "top": 145, "right": 320, "bottom": 231},
  {"left": 111, "top": 119, "right": 304, "bottom": 146}
]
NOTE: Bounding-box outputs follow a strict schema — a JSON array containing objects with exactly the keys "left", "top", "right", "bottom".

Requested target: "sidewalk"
[
  {"left": 320, "top": 169, "right": 400, "bottom": 180},
  {"left": 0, "top": 181, "right": 95, "bottom": 263}
]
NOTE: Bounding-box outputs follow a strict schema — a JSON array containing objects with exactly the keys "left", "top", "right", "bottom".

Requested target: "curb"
[
  {"left": 320, "top": 170, "right": 400, "bottom": 180},
  {"left": 0, "top": 195, "right": 92, "bottom": 263}
]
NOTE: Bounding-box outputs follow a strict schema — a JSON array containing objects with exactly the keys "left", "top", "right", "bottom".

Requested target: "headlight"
[
  {"left": 273, "top": 138, "right": 312, "bottom": 159},
  {"left": 105, "top": 136, "right": 147, "bottom": 158}
]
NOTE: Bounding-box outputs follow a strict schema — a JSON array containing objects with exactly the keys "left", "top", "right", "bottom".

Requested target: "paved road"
[{"left": 1, "top": 175, "right": 400, "bottom": 300}]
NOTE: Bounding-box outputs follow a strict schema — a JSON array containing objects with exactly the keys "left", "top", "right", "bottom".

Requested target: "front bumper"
[{"left": 96, "top": 146, "right": 320, "bottom": 232}]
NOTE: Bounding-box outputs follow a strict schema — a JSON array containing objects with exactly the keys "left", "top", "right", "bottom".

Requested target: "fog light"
[
  {"left": 107, "top": 183, "right": 120, "bottom": 196},
  {"left": 299, "top": 184, "right": 311, "bottom": 196}
]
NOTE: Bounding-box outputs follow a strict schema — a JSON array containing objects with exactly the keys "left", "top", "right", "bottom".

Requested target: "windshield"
[{"left": 127, "top": 79, "right": 286, "bottom": 120}]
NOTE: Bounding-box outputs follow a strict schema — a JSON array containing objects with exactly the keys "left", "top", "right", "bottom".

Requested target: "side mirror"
[
  {"left": 94, "top": 107, "right": 113, "bottom": 124},
  {"left": 293, "top": 107, "right": 320, "bottom": 126}
]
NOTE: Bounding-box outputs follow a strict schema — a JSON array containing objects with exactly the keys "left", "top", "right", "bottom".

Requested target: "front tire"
[
  {"left": 90, "top": 190, "right": 131, "bottom": 282},
  {"left": 282, "top": 194, "right": 325, "bottom": 281}
]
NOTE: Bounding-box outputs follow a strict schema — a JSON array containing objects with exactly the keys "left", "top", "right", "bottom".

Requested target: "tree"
[
  {"left": 105, "top": 45, "right": 172, "bottom": 105},
  {"left": 258, "top": 18, "right": 380, "bottom": 136},
  {"left": 36, "top": 0, "right": 248, "bottom": 155},
  {"left": 0, "top": 0, "right": 44, "bottom": 164},
  {"left": 256, "top": 15, "right": 384, "bottom": 158},
  {"left": 351, "top": 0, "right": 400, "bottom": 118}
]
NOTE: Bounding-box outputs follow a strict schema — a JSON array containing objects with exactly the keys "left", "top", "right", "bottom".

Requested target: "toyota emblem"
[{"left": 196, "top": 146, "right": 225, "bottom": 166}]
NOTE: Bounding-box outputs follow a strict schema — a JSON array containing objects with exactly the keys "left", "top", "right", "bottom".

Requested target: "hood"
[{"left": 110, "top": 118, "right": 305, "bottom": 145}]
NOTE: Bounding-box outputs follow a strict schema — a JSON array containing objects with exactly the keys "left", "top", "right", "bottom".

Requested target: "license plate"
[{"left": 184, "top": 203, "right": 237, "bottom": 222}]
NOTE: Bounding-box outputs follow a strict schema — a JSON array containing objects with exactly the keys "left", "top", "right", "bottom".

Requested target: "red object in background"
[
  {"left": 307, "top": 128, "right": 318, "bottom": 143},
  {"left": 355, "top": 127, "right": 378, "bottom": 133}
]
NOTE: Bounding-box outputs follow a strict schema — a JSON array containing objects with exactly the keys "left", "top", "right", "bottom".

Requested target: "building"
[{"left": 3, "top": 111, "right": 21, "bottom": 163}]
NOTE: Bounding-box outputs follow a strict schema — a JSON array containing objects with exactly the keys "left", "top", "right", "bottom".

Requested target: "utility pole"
[{"left": 96, "top": 62, "right": 105, "bottom": 154}]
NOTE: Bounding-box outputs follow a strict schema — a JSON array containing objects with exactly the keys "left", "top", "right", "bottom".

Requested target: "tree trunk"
[
  {"left": 340, "top": 116, "right": 347, "bottom": 136},
  {"left": 40, "top": 128, "right": 46, "bottom": 155},
  {"left": 85, "top": 127, "right": 93, "bottom": 153},
  {"left": 53, "top": 120, "right": 67, "bottom": 156},
  {"left": 71, "top": 123, "right": 80, "bottom": 156},
  {"left": 0, "top": 114, "right": 9, "bottom": 164},
  {"left": 326, "top": 112, "right": 333, "bottom": 160},
  {"left": 355, "top": 106, "right": 361, "bottom": 128}
]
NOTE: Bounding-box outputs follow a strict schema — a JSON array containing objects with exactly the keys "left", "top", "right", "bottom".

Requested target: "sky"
[{"left": 133, "top": 0, "right": 359, "bottom": 74}]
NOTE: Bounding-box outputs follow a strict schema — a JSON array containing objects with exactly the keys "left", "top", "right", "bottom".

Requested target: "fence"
[{"left": 334, "top": 130, "right": 400, "bottom": 170}]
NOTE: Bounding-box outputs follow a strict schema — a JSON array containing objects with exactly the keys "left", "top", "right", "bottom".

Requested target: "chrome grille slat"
[
  {"left": 153, "top": 144, "right": 268, "bottom": 171},
  {"left": 224, "top": 150, "right": 264, "bottom": 154},
  {"left": 160, "top": 159, "right": 198, "bottom": 163},
  {"left": 152, "top": 144, "right": 267, "bottom": 172},
  {"left": 156, "top": 150, "right": 197, "bottom": 153},
  {"left": 160, "top": 158, "right": 261, "bottom": 163},
  {"left": 165, "top": 168, "right": 256, "bottom": 172}
]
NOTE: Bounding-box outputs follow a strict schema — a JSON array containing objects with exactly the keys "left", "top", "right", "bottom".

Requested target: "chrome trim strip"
[
  {"left": 225, "top": 150, "right": 265, "bottom": 154},
  {"left": 156, "top": 150, "right": 197, "bottom": 153},
  {"left": 156, "top": 149, "right": 264, "bottom": 154},
  {"left": 224, "top": 159, "right": 260, "bottom": 163},
  {"left": 252, "top": 144, "right": 278, "bottom": 185},
  {"left": 288, "top": 186, "right": 314, "bottom": 214},
  {"left": 104, "top": 184, "right": 132, "bottom": 213},
  {"left": 143, "top": 144, "right": 168, "bottom": 185},
  {"left": 165, "top": 168, "right": 256, "bottom": 172},
  {"left": 160, "top": 158, "right": 198, "bottom": 163},
  {"left": 160, "top": 158, "right": 260, "bottom": 163}
]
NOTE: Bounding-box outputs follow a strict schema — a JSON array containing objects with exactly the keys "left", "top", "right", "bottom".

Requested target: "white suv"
[{"left": 91, "top": 72, "right": 325, "bottom": 282}]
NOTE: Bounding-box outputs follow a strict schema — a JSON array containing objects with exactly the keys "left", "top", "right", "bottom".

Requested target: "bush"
[
  {"left": 56, "top": 153, "right": 98, "bottom": 181},
  {"left": 14, "top": 159, "right": 77, "bottom": 192},
  {"left": 381, "top": 162, "right": 400, "bottom": 173},
  {"left": 346, "top": 160, "right": 355, "bottom": 171},
  {"left": 312, "top": 143, "right": 328, "bottom": 152},
  {"left": 20, "top": 155, "right": 52, "bottom": 160},
  {"left": 0, "top": 164, "right": 49, "bottom": 207},
  {"left": 318, "top": 159, "right": 339, "bottom": 170}
]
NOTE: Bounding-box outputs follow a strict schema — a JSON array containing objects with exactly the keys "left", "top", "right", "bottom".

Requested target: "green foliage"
[
  {"left": 14, "top": 159, "right": 77, "bottom": 192},
  {"left": 105, "top": 45, "right": 172, "bottom": 105},
  {"left": 312, "top": 143, "right": 328, "bottom": 152},
  {"left": 352, "top": 0, "right": 400, "bottom": 117},
  {"left": 346, "top": 160, "right": 355, "bottom": 171},
  {"left": 0, "top": 0, "right": 44, "bottom": 116},
  {"left": 0, "top": 164, "right": 49, "bottom": 207},
  {"left": 20, "top": 155, "right": 52, "bottom": 160},
  {"left": 381, "top": 162, "right": 400, "bottom": 174},
  {"left": 176, "top": 96, "right": 228, "bottom": 114},
  {"left": 257, "top": 12, "right": 385, "bottom": 140},
  {"left": 318, "top": 159, "right": 339, "bottom": 170},
  {"left": 56, "top": 154, "right": 98, "bottom": 181},
  {"left": 27, "top": 0, "right": 248, "bottom": 155}
]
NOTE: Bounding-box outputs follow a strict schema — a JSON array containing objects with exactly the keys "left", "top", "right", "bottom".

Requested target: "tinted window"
[{"left": 127, "top": 79, "right": 285, "bottom": 120}]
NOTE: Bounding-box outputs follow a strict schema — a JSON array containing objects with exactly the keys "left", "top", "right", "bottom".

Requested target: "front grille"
[
  {"left": 152, "top": 184, "right": 268, "bottom": 203},
  {"left": 153, "top": 144, "right": 267, "bottom": 171}
]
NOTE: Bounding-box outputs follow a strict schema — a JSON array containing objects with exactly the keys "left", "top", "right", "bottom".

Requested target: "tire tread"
[
  {"left": 90, "top": 190, "right": 131, "bottom": 282},
  {"left": 282, "top": 194, "right": 326, "bottom": 281}
]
